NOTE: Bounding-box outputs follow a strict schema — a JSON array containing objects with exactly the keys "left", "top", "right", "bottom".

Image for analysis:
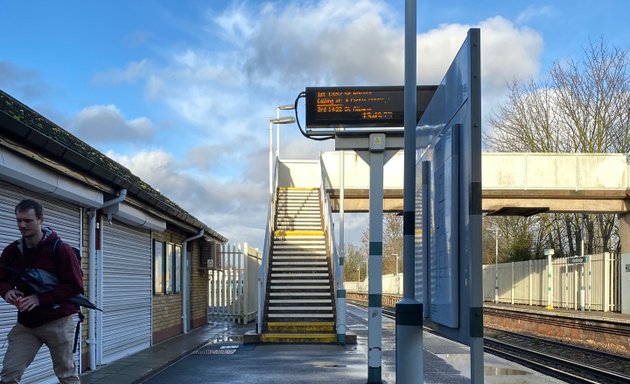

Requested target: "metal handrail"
[
  {"left": 257, "top": 157, "right": 279, "bottom": 333},
  {"left": 319, "top": 155, "right": 340, "bottom": 313}
]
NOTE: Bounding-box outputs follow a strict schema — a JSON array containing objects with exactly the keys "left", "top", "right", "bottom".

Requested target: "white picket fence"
[
  {"left": 208, "top": 243, "right": 261, "bottom": 324},
  {"left": 482, "top": 253, "right": 620, "bottom": 312}
]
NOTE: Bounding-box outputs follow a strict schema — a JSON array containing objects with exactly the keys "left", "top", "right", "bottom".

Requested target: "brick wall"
[
  {"left": 151, "top": 229, "right": 185, "bottom": 344},
  {"left": 189, "top": 240, "right": 210, "bottom": 330}
]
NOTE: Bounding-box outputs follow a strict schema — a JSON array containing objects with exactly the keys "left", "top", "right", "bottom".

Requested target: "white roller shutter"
[
  {"left": 101, "top": 220, "right": 151, "bottom": 364},
  {"left": 0, "top": 181, "right": 81, "bottom": 384}
]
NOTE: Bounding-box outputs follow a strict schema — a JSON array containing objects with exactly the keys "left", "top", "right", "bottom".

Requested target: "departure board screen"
[{"left": 305, "top": 86, "right": 437, "bottom": 128}]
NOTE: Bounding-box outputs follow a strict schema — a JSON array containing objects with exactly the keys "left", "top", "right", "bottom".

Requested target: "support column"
[
  {"left": 336, "top": 151, "right": 347, "bottom": 344},
  {"left": 396, "top": 1, "right": 424, "bottom": 383},
  {"left": 368, "top": 134, "right": 384, "bottom": 384}
]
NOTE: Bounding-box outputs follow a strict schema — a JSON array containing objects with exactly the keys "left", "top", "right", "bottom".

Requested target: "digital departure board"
[{"left": 305, "top": 86, "right": 437, "bottom": 129}]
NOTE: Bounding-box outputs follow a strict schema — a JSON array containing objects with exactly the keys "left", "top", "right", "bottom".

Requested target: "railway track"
[
  {"left": 485, "top": 329, "right": 630, "bottom": 384},
  {"left": 349, "top": 298, "right": 630, "bottom": 384}
]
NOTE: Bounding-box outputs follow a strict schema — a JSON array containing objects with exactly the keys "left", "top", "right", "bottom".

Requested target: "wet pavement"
[{"left": 135, "top": 305, "right": 566, "bottom": 384}]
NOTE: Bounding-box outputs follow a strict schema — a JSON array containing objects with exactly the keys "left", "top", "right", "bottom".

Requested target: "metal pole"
[
  {"left": 494, "top": 226, "right": 499, "bottom": 303},
  {"left": 580, "top": 215, "right": 585, "bottom": 310},
  {"left": 268, "top": 120, "right": 273, "bottom": 198},
  {"left": 337, "top": 151, "right": 347, "bottom": 344},
  {"left": 545, "top": 248, "right": 554, "bottom": 309},
  {"left": 397, "top": 1, "right": 423, "bottom": 383},
  {"left": 367, "top": 133, "right": 384, "bottom": 384},
  {"left": 394, "top": 253, "right": 399, "bottom": 294}
]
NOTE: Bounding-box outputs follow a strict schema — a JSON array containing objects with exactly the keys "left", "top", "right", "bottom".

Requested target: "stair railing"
[
  {"left": 319, "top": 154, "right": 340, "bottom": 316},
  {"left": 258, "top": 158, "right": 279, "bottom": 333}
]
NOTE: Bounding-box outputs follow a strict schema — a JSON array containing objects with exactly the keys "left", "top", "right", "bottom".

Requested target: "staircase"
[{"left": 261, "top": 187, "right": 336, "bottom": 343}]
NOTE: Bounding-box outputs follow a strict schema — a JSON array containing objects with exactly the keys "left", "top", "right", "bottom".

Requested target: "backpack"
[
  {"left": 51, "top": 239, "right": 82, "bottom": 276},
  {"left": 51, "top": 238, "right": 85, "bottom": 353}
]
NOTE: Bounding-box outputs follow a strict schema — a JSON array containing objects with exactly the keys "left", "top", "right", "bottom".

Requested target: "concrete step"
[
  {"left": 270, "top": 279, "right": 330, "bottom": 284},
  {"left": 269, "top": 285, "right": 330, "bottom": 290},
  {"left": 266, "top": 321, "right": 335, "bottom": 333},
  {"left": 259, "top": 332, "right": 336, "bottom": 344},
  {"left": 271, "top": 272, "right": 329, "bottom": 277},
  {"left": 269, "top": 292, "right": 331, "bottom": 297},
  {"left": 272, "top": 267, "right": 329, "bottom": 272},
  {"left": 269, "top": 299, "right": 332, "bottom": 304},
  {"left": 267, "top": 314, "right": 334, "bottom": 320}
]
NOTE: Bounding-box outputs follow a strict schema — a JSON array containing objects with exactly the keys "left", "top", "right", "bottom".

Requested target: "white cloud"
[
  {"left": 93, "top": 59, "right": 152, "bottom": 84},
  {"left": 106, "top": 149, "right": 268, "bottom": 245},
  {"left": 91, "top": 0, "right": 545, "bottom": 247},
  {"left": 70, "top": 104, "right": 155, "bottom": 143},
  {"left": 0, "top": 61, "right": 50, "bottom": 99},
  {"left": 516, "top": 5, "right": 556, "bottom": 24}
]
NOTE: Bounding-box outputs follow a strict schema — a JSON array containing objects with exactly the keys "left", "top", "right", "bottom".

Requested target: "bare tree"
[
  {"left": 484, "top": 38, "right": 629, "bottom": 259},
  {"left": 359, "top": 213, "right": 403, "bottom": 275}
]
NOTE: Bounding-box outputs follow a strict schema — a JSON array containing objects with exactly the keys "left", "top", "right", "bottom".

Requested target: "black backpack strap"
[{"left": 72, "top": 311, "right": 85, "bottom": 354}]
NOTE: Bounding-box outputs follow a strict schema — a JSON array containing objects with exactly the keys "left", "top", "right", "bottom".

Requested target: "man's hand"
[
  {"left": 17, "top": 294, "right": 39, "bottom": 312},
  {"left": 4, "top": 289, "right": 23, "bottom": 305}
]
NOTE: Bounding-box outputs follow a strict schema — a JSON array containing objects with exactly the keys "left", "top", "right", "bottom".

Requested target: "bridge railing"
[
  {"left": 319, "top": 154, "right": 339, "bottom": 315},
  {"left": 257, "top": 158, "right": 279, "bottom": 333}
]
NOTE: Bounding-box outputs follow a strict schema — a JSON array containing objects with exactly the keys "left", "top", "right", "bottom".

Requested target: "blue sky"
[{"left": 1, "top": 0, "right": 629, "bottom": 248}]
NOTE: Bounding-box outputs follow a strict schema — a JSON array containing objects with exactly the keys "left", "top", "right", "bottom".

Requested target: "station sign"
[
  {"left": 305, "top": 86, "right": 437, "bottom": 128},
  {"left": 568, "top": 256, "right": 587, "bottom": 264}
]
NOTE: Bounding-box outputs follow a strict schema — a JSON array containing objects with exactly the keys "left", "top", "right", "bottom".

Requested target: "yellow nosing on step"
[
  {"left": 267, "top": 321, "right": 334, "bottom": 327},
  {"left": 278, "top": 187, "right": 318, "bottom": 191},
  {"left": 274, "top": 230, "right": 324, "bottom": 237},
  {"left": 260, "top": 333, "right": 337, "bottom": 343},
  {"left": 267, "top": 322, "right": 335, "bottom": 332}
]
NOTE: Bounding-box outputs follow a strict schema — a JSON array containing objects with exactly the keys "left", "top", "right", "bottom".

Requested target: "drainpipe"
[
  {"left": 183, "top": 229, "right": 205, "bottom": 333},
  {"left": 88, "top": 189, "right": 127, "bottom": 370}
]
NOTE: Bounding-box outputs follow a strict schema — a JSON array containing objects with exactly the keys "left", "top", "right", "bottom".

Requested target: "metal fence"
[
  {"left": 209, "top": 243, "right": 261, "bottom": 324},
  {"left": 482, "top": 253, "right": 620, "bottom": 312}
]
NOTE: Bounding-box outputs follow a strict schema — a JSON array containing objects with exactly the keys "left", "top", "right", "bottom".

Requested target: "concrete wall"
[
  {"left": 482, "top": 153, "right": 629, "bottom": 191},
  {"left": 320, "top": 151, "right": 404, "bottom": 190},
  {"left": 277, "top": 160, "right": 321, "bottom": 188}
]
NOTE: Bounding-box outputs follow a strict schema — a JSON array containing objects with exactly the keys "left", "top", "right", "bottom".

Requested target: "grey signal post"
[
  {"left": 335, "top": 133, "right": 403, "bottom": 384},
  {"left": 397, "top": 1, "right": 424, "bottom": 383}
]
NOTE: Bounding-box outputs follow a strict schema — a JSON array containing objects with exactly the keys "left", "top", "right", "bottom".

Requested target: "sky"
[{"left": 1, "top": 0, "right": 629, "bottom": 249}]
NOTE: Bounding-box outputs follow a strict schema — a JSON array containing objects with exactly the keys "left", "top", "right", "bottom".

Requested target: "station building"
[{"left": 0, "top": 89, "right": 225, "bottom": 380}]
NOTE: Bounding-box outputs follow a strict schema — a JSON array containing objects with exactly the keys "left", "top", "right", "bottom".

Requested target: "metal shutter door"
[
  {"left": 101, "top": 220, "right": 151, "bottom": 364},
  {"left": 0, "top": 181, "right": 81, "bottom": 384}
]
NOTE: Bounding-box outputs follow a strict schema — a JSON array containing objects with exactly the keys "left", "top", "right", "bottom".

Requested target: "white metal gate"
[
  {"left": 100, "top": 220, "right": 151, "bottom": 364},
  {"left": 0, "top": 181, "right": 81, "bottom": 383},
  {"left": 209, "top": 243, "right": 260, "bottom": 324}
]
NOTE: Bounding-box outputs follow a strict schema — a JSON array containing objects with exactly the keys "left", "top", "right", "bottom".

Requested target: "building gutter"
[
  {"left": 88, "top": 189, "right": 127, "bottom": 370},
  {"left": 182, "top": 229, "right": 205, "bottom": 334}
]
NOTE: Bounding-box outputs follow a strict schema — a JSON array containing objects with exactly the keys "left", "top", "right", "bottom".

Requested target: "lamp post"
[
  {"left": 268, "top": 116, "right": 296, "bottom": 198},
  {"left": 494, "top": 226, "right": 499, "bottom": 304},
  {"left": 544, "top": 248, "right": 555, "bottom": 309},
  {"left": 393, "top": 253, "right": 399, "bottom": 294},
  {"left": 276, "top": 104, "right": 295, "bottom": 158}
]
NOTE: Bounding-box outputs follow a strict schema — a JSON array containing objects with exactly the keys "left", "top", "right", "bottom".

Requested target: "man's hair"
[{"left": 15, "top": 199, "right": 44, "bottom": 219}]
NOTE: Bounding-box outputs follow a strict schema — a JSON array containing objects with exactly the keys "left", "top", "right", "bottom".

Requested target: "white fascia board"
[
  {"left": 0, "top": 147, "right": 103, "bottom": 207},
  {"left": 107, "top": 202, "right": 167, "bottom": 232}
]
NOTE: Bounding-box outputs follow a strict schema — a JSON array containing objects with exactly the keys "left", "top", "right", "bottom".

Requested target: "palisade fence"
[
  {"left": 482, "top": 253, "right": 620, "bottom": 312},
  {"left": 208, "top": 243, "right": 261, "bottom": 324}
]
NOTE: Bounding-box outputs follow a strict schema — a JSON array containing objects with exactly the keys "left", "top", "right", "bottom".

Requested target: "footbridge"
[
  {"left": 258, "top": 151, "right": 630, "bottom": 344},
  {"left": 306, "top": 151, "right": 630, "bottom": 215}
]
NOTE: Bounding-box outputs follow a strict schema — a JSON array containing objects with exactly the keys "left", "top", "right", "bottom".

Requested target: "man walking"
[{"left": 0, "top": 199, "right": 83, "bottom": 383}]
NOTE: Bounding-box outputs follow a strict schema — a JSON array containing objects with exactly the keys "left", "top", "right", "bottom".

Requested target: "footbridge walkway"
[
  {"left": 262, "top": 151, "right": 630, "bottom": 335},
  {"left": 288, "top": 151, "right": 630, "bottom": 215}
]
